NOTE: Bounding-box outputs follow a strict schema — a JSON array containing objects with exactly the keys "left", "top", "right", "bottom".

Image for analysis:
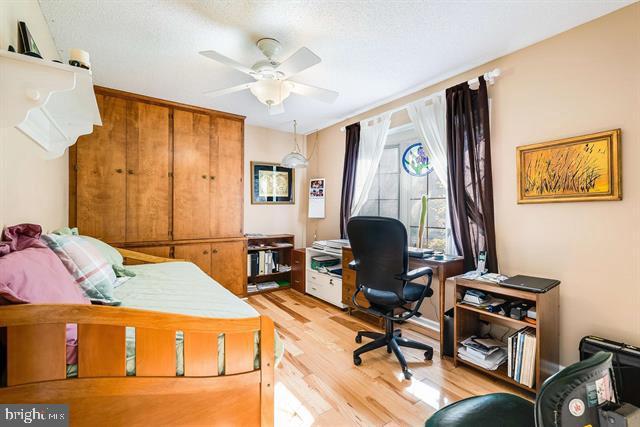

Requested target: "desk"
[{"left": 341, "top": 247, "right": 464, "bottom": 357}]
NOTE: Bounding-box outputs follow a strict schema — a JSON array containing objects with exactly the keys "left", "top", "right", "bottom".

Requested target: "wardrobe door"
[
  {"left": 174, "top": 243, "right": 211, "bottom": 276},
  {"left": 75, "top": 94, "right": 127, "bottom": 242},
  {"left": 211, "top": 117, "right": 243, "bottom": 237},
  {"left": 210, "top": 240, "right": 246, "bottom": 295},
  {"left": 126, "top": 101, "right": 171, "bottom": 242},
  {"left": 173, "top": 110, "right": 211, "bottom": 240}
]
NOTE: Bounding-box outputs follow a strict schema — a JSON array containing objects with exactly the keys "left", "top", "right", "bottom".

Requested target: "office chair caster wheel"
[
  {"left": 424, "top": 349, "right": 433, "bottom": 360},
  {"left": 353, "top": 356, "right": 362, "bottom": 366},
  {"left": 402, "top": 367, "right": 412, "bottom": 380},
  {"left": 386, "top": 346, "right": 392, "bottom": 354},
  {"left": 355, "top": 335, "right": 362, "bottom": 344}
]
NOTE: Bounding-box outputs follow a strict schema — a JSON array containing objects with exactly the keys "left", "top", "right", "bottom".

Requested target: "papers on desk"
[
  {"left": 312, "top": 239, "right": 349, "bottom": 255},
  {"left": 458, "top": 335, "right": 507, "bottom": 370}
]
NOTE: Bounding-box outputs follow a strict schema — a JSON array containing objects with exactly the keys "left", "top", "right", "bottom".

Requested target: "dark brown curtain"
[
  {"left": 446, "top": 77, "right": 498, "bottom": 272},
  {"left": 340, "top": 123, "right": 360, "bottom": 239}
]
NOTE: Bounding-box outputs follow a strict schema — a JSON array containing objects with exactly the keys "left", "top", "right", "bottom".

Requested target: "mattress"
[{"left": 67, "top": 261, "right": 283, "bottom": 377}]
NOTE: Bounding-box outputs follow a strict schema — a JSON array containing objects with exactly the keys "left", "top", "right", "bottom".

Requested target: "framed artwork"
[
  {"left": 517, "top": 129, "right": 621, "bottom": 203},
  {"left": 251, "top": 162, "right": 295, "bottom": 204}
]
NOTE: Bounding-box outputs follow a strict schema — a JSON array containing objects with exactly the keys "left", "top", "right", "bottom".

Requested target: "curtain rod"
[{"left": 339, "top": 68, "right": 501, "bottom": 132}]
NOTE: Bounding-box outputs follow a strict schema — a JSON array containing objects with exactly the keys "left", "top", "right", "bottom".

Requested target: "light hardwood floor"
[{"left": 247, "top": 289, "right": 530, "bottom": 427}]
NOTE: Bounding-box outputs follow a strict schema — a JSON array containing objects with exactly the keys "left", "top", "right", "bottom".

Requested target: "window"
[
  {"left": 408, "top": 166, "right": 447, "bottom": 251},
  {"left": 359, "top": 131, "right": 448, "bottom": 252},
  {"left": 360, "top": 146, "right": 400, "bottom": 219}
]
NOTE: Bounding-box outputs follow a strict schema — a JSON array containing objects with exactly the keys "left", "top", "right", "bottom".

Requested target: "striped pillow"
[{"left": 42, "top": 234, "right": 119, "bottom": 304}]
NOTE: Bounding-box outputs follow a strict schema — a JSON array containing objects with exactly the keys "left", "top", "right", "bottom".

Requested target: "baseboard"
[{"left": 407, "top": 317, "right": 440, "bottom": 333}]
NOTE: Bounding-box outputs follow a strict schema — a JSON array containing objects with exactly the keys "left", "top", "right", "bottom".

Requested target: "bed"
[{"left": 0, "top": 248, "right": 278, "bottom": 426}]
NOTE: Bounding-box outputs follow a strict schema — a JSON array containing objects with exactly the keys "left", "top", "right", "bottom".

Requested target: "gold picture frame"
[
  {"left": 516, "top": 129, "right": 621, "bottom": 203},
  {"left": 250, "top": 161, "right": 295, "bottom": 205}
]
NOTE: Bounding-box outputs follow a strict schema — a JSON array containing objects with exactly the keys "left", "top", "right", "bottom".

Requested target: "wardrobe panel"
[
  {"left": 126, "top": 101, "right": 171, "bottom": 242},
  {"left": 173, "top": 110, "right": 211, "bottom": 239},
  {"left": 76, "top": 94, "right": 127, "bottom": 242},
  {"left": 210, "top": 240, "right": 246, "bottom": 296},
  {"left": 213, "top": 118, "right": 243, "bottom": 237},
  {"left": 174, "top": 243, "right": 212, "bottom": 276}
]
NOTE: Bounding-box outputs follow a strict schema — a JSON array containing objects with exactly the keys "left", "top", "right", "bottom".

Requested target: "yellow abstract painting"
[{"left": 517, "top": 129, "right": 621, "bottom": 203}]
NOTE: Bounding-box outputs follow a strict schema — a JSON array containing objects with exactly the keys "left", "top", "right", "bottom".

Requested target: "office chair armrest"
[
  {"left": 348, "top": 260, "right": 359, "bottom": 271},
  {"left": 396, "top": 266, "right": 432, "bottom": 282}
]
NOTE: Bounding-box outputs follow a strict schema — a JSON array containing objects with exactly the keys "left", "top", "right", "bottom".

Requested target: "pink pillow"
[{"left": 0, "top": 246, "right": 90, "bottom": 364}]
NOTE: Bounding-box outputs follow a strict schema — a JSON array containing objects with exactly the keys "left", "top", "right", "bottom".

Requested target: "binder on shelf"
[
  {"left": 249, "top": 253, "right": 259, "bottom": 277},
  {"left": 258, "top": 251, "right": 265, "bottom": 275}
]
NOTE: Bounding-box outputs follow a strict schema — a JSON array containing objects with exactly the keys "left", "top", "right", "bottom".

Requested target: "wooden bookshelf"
[
  {"left": 453, "top": 277, "right": 559, "bottom": 393},
  {"left": 246, "top": 234, "right": 294, "bottom": 295}
]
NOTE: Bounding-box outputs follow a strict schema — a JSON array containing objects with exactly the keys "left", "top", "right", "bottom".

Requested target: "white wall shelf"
[{"left": 0, "top": 50, "right": 101, "bottom": 157}]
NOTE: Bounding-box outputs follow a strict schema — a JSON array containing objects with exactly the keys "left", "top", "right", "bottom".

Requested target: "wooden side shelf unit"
[
  {"left": 453, "top": 277, "right": 560, "bottom": 393},
  {"left": 247, "top": 234, "right": 294, "bottom": 295}
]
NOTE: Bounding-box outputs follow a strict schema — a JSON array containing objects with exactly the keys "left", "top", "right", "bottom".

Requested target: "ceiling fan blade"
[
  {"left": 199, "top": 50, "right": 255, "bottom": 76},
  {"left": 268, "top": 103, "right": 285, "bottom": 115},
  {"left": 203, "top": 82, "right": 256, "bottom": 97},
  {"left": 288, "top": 81, "right": 339, "bottom": 103},
  {"left": 276, "top": 47, "right": 321, "bottom": 78}
]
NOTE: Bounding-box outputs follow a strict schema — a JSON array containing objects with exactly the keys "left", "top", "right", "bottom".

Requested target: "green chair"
[{"left": 426, "top": 351, "right": 616, "bottom": 427}]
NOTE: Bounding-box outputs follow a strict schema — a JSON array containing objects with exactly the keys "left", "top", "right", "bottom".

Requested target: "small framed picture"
[{"left": 251, "top": 162, "right": 295, "bottom": 204}]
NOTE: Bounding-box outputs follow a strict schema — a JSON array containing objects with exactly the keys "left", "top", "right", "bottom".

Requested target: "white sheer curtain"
[
  {"left": 350, "top": 112, "right": 392, "bottom": 216},
  {"left": 406, "top": 91, "right": 456, "bottom": 254}
]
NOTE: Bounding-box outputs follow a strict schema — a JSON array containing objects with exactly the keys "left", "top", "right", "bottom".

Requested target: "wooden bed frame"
[{"left": 0, "top": 249, "right": 275, "bottom": 426}]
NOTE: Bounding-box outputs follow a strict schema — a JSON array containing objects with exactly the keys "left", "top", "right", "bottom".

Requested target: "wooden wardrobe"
[{"left": 70, "top": 87, "right": 247, "bottom": 295}]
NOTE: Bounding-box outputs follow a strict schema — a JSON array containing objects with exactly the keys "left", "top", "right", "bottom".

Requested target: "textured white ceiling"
[{"left": 39, "top": 0, "right": 631, "bottom": 134}]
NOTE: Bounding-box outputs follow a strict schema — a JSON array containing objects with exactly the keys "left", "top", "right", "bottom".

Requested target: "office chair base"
[{"left": 354, "top": 327, "right": 433, "bottom": 380}]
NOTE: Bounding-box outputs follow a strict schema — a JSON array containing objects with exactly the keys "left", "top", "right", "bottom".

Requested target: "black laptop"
[{"left": 500, "top": 275, "right": 560, "bottom": 293}]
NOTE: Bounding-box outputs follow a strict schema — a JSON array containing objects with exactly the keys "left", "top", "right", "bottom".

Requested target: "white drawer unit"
[
  {"left": 304, "top": 246, "right": 346, "bottom": 309},
  {"left": 306, "top": 269, "right": 344, "bottom": 308}
]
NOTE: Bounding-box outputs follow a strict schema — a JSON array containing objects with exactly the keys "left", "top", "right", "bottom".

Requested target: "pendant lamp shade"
[{"left": 281, "top": 120, "right": 308, "bottom": 168}]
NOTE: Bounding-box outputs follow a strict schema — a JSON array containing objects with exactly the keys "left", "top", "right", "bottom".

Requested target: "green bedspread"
[{"left": 67, "top": 261, "right": 283, "bottom": 377}]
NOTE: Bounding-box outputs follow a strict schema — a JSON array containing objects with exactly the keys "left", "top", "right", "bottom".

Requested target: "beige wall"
[
  {"left": 244, "top": 125, "right": 307, "bottom": 247},
  {"left": 0, "top": 0, "right": 68, "bottom": 232},
  {"left": 308, "top": 3, "right": 640, "bottom": 365}
]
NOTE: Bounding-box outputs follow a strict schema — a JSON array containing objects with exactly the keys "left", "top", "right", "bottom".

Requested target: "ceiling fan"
[{"left": 200, "top": 38, "right": 338, "bottom": 115}]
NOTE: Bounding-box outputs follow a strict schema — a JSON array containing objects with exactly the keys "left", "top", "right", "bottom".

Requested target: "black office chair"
[
  {"left": 425, "top": 351, "right": 619, "bottom": 427},
  {"left": 347, "top": 216, "right": 434, "bottom": 379}
]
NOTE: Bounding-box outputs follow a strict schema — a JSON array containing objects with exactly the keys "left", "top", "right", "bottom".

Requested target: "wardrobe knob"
[
  {"left": 211, "top": 249, "right": 218, "bottom": 254},
  {"left": 210, "top": 176, "right": 215, "bottom": 180},
  {"left": 202, "top": 174, "right": 207, "bottom": 179},
  {"left": 115, "top": 168, "right": 123, "bottom": 174},
  {"left": 127, "top": 169, "right": 134, "bottom": 175},
  {"left": 203, "top": 250, "right": 209, "bottom": 255}
]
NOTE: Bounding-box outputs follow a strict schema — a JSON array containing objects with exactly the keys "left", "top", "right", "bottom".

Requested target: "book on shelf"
[{"left": 508, "top": 327, "right": 536, "bottom": 387}]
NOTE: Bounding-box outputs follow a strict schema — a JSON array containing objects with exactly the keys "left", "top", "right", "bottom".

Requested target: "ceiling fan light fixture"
[{"left": 249, "top": 80, "right": 291, "bottom": 106}]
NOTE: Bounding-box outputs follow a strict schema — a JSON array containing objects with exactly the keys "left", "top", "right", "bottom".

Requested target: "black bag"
[{"left": 580, "top": 336, "right": 640, "bottom": 406}]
